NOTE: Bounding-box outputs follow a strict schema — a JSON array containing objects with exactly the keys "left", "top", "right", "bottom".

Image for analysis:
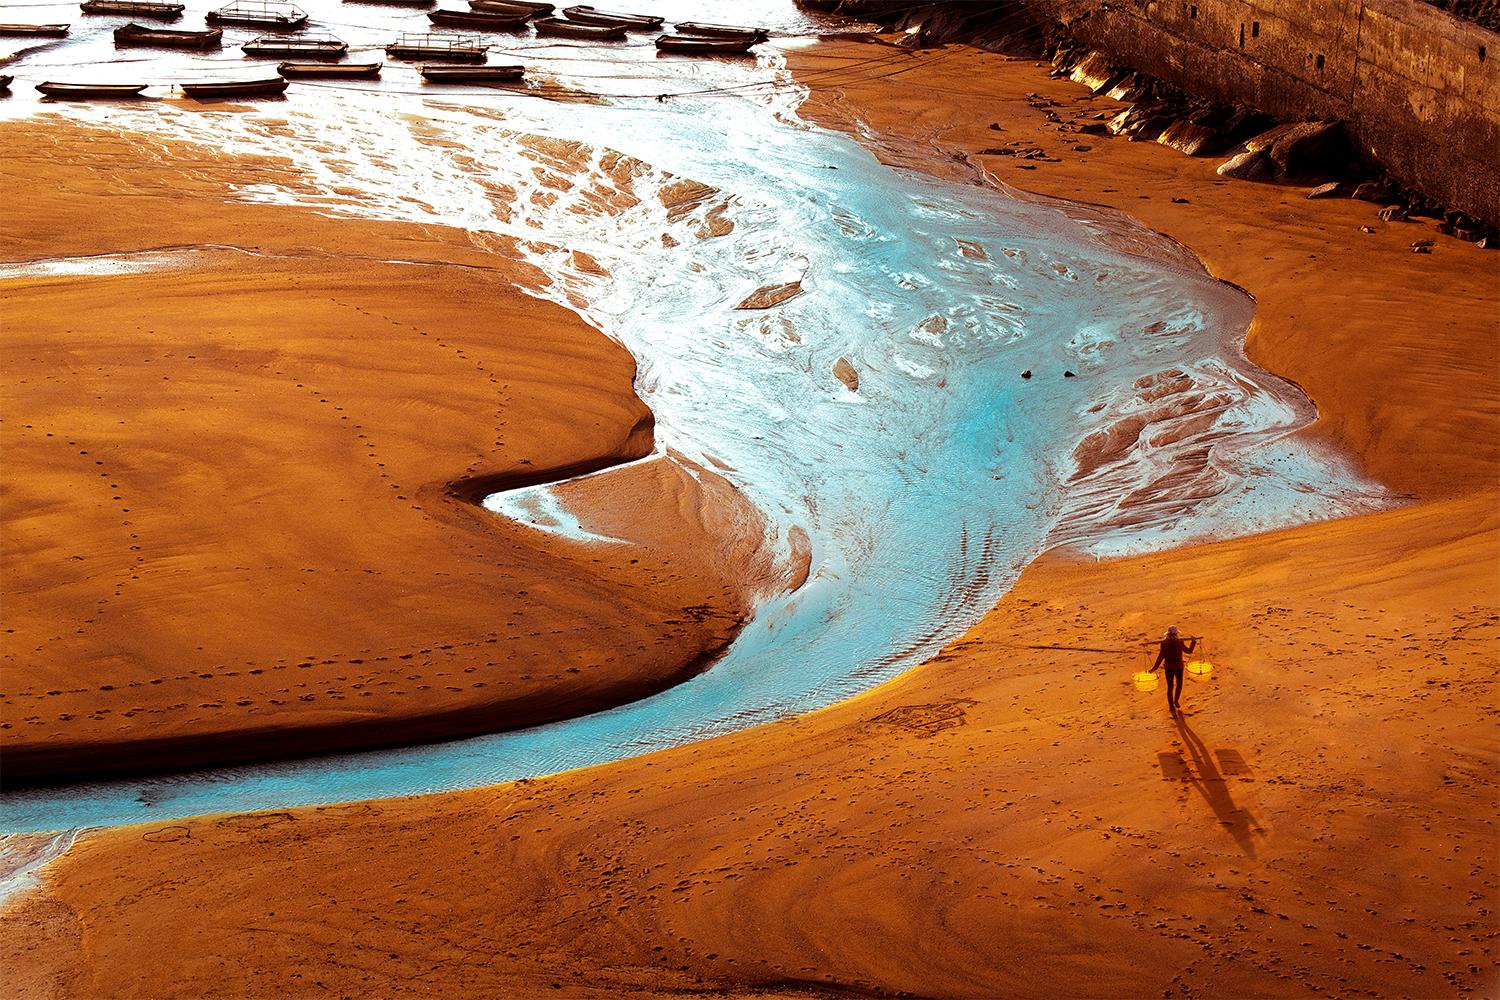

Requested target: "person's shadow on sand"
[{"left": 1157, "top": 714, "right": 1263, "bottom": 857}]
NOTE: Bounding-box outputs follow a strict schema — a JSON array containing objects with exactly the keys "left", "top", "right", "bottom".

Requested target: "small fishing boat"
[
  {"left": 80, "top": 0, "right": 184, "bottom": 19},
  {"left": 180, "top": 76, "right": 289, "bottom": 97},
  {"left": 0, "top": 23, "right": 72, "bottom": 36},
  {"left": 427, "top": 9, "right": 528, "bottom": 29},
  {"left": 468, "top": 0, "right": 548, "bottom": 13},
  {"left": 561, "top": 5, "right": 661, "bottom": 29},
  {"left": 36, "top": 80, "right": 148, "bottom": 98},
  {"left": 655, "top": 34, "right": 758, "bottom": 55},
  {"left": 673, "top": 20, "right": 768, "bottom": 42},
  {"left": 385, "top": 31, "right": 488, "bottom": 61},
  {"left": 114, "top": 22, "right": 223, "bottom": 47},
  {"left": 206, "top": 2, "right": 308, "bottom": 28},
  {"left": 0, "top": 76, "right": 13, "bottom": 94},
  {"left": 277, "top": 60, "right": 381, "bottom": 77},
  {"left": 531, "top": 16, "right": 624, "bottom": 39},
  {"left": 419, "top": 63, "right": 523, "bottom": 82},
  {"left": 243, "top": 33, "right": 346, "bottom": 57}
]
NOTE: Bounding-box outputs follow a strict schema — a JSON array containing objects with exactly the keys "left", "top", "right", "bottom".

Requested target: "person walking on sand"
[{"left": 1152, "top": 625, "right": 1197, "bottom": 713}]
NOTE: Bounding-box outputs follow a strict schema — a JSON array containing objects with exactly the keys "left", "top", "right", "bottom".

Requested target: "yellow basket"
[{"left": 1133, "top": 671, "right": 1159, "bottom": 691}]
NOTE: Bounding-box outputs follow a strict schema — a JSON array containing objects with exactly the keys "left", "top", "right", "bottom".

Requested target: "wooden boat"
[
  {"left": 673, "top": 21, "right": 768, "bottom": 42},
  {"left": 655, "top": 34, "right": 757, "bottom": 55},
  {"left": 0, "top": 23, "right": 72, "bottom": 36},
  {"left": 531, "top": 16, "right": 624, "bottom": 39},
  {"left": 243, "top": 33, "right": 346, "bottom": 57},
  {"left": 427, "top": 9, "right": 528, "bottom": 29},
  {"left": 277, "top": 60, "right": 381, "bottom": 77},
  {"left": 0, "top": 76, "right": 13, "bottom": 95},
  {"left": 385, "top": 32, "right": 487, "bottom": 61},
  {"left": 468, "top": 0, "right": 549, "bottom": 13},
  {"left": 114, "top": 22, "right": 222, "bottom": 47},
  {"left": 419, "top": 63, "right": 523, "bottom": 82},
  {"left": 180, "top": 76, "right": 289, "bottom": 97},
  {"left": 36, "top": 80, "right": 148, "bottom": 98},
  {"left": 561, "top": 5, "right": 661, "bottom": 29},
  {"left": 206, "top": 2, "right": 308, "bottom": 28},
  {"left": 80, "top": 0, "right": 184, "bottom": 18}
]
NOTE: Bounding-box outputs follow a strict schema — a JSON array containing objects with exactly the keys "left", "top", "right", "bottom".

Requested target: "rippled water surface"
[{"left": 0, "top": 0, "right": 1385, "bottom": 831}]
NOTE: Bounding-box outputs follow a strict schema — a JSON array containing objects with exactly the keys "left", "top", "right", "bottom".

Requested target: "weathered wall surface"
[
  {"left": 821, "top": 0, "right": 1498, "bottom": 224},
  {"left": 1039, "top": 0, "right": 1499, "bottom": 224}
]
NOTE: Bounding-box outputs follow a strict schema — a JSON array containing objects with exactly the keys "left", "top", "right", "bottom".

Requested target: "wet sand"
[
  {"left": 0, "top": 121, "right": 774, "bottom": 783},
  {"left": 3, "top": 41, "right": 1498, "bottom": 999}
]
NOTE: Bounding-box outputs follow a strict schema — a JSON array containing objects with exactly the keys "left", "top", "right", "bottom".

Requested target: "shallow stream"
[{"left": 0, "top": 0, "right": 1383, "bottom": 833}]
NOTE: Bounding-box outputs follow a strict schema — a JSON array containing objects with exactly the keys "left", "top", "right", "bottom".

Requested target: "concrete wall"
[{"left": 1033, "top": 0, "right": 1499, "bottom": 223}]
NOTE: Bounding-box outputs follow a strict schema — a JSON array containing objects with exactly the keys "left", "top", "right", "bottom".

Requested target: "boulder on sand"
[
  {"left": 1242, "top": 120, "right": 1347, "bottom": 179},
  {"left": 1216, "top": 148, "right": 1273, "bottom": 182}
]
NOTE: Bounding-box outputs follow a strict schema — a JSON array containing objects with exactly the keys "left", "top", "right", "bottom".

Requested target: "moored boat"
[
  {"left": 561, "top": 5, "right": 661, "bottom": 29},
  {"left": 427, "top": 9, "right": 528, "bottom": 29},
  {"left": 0, "top": 23, "right": 72, "bottom": 36},
  {"left": 180, "top": 76, "right": 289, "bottom": 97},
  {"left": 206, "top": 2, "right": 308, "bottom": 28},
  {"left": 0, "top": 76, "right": 13, "bottom": 94},
  {"left": 243, "top": 32, "right": 346, "bottom": 57},
  {"left": 385, "top": 31, "right": 488, "bottom": 61},
  {"left": 673, "top": 20, "right": 768, "bottom": 42},
  {"left": 277, "top": 60, "right": 382, "bottom": 77},
  {"left": 655, "top": 34, "right": 758, "bottom": 55},
  {"left": 114, "top": 22, "right": 222, "bottom": 47},
  {"left": 419, "top": 63, "right": 523, "bottom": 82},
  {"left": 36, "top": 80, "right": 148, "bottom": 98},
  {"left": 80, "top": 0, "right": 184, "bottom": 19},
  {"left": 468, "top": 0, "right": 549, "bottom": 13},
  {"left": 531, "top": 15, "right": 624, "bottom": 39}
]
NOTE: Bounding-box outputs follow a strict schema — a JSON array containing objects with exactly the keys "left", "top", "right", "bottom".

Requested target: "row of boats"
[
  {"left": 11, "top": 62, "right": 533, "bottom": 99},
  {"left": 3, "top": 2, "right": 769, "bottom": 52}
]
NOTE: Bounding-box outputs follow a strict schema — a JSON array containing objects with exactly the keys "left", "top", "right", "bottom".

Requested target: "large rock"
[
  {"left": 832, "top": 356, "right": 860, "bottom": 392},
  {"left": 1243, "top": 121, "right": 1347, "bottom": 179},
  {"left": 1217, "top": 148, "right": 1273, "bottom": 182}
]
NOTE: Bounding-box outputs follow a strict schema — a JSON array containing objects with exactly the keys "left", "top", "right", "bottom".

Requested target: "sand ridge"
[
  {"left": 1, "top": 41, "right": 1497, "bottom": 999},
  {"left": 0, "top": 121, "right": 775, "bottom": 783}
]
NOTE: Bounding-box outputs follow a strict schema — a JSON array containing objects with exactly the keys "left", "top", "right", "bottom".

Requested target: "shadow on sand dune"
[{"left": 1159, "top": 714, "right": 1263, "bottom": 857}]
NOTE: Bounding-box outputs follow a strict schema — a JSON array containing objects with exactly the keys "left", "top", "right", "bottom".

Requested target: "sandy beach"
[
  {"left": 1, "top": 122, "right": 777, "bottom": 782},
  {"left": 2, "top": 35, "right": 1497, "bottom": 1000}
]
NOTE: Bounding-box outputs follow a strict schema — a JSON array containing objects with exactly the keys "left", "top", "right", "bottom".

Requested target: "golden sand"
[{"left": 2, "top": 41, "right": 1496, "bottom": 999}]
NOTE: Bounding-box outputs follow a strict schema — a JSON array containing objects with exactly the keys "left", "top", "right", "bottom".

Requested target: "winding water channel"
[{"left": 0, "top": 0, "right": 1384, "bottom": 833}]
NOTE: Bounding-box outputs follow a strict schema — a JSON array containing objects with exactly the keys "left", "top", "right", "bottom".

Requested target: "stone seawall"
[{"left": 818, "top": 0, "right": 1499, "bottom": 226}]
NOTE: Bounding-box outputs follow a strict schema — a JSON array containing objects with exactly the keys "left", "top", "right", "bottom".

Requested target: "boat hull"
[
  {"left": 467, "top": 0, "right": 548, "bottom": 13},
  {"left": 114, "top": 23, "right": 223, "bottom": 47},
  {"left": 419, "top": 64, "right": 523, "bottom": 81},
  {"left": 81, "top": 1, "right": 184, "bottom": 20},
  {"left": 386, "top": 44, "right": 487, "bottom": 61},
  {"left": 277, "top": 60, "right": 382, "bottom": 76},
  {"left": 532, "top": 16, "right": 625, "bottom": 39},
  {"left": 655, "top": 35, "right": 756, "bottom": 54},
  {"left": 37, "top": 81, "right": 148, "bottom": 98},
  {"left": 673, "top": 21, "right": 767, "bottom": 41},
  {"left": 0, "top": 23, "right": 73, "bottom": 36},
  {"left": 561, "top": 5, "right": 661, "bottom": 29},
  {"left": 181, "top": 77, "right": 290, "bottom": 97},
  {"left": 427, "top": 10, "right": 527, "bottom": 29},
  {"left": 243, "top": 41, "right": 347, "bottom": 57}
]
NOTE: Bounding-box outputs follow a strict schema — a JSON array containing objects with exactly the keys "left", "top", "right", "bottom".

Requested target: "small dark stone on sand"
[
  {"left": 1064, "top": 370, "right": 1077, "bottom": 378},
  {"left": 1021, "top": 370, "right": 1032, "bottom": 380},
  {"left": 1172, "top": 197, "right": 1189, "bottom": 203}
]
